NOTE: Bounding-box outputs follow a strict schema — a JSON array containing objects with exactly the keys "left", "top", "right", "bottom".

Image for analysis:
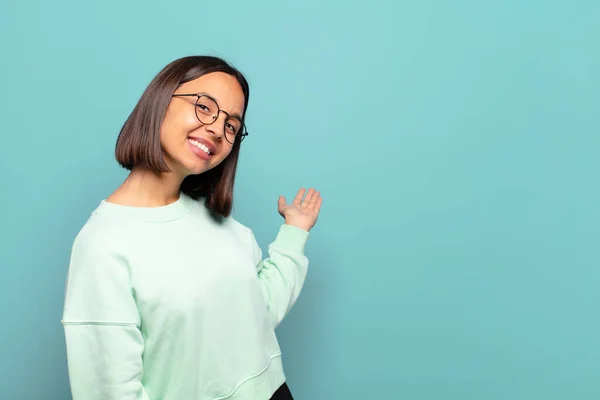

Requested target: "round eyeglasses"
[{"left": 172, "top": 93, "right": 248, "bottom": 145}]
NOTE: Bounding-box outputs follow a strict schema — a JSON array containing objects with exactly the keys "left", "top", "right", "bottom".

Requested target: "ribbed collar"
[{"left": 95, "top": 192, "right": 197, "bottom": 223}]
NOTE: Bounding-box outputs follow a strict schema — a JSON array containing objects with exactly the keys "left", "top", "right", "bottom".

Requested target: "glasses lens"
[
  {"left": 224, "top": 118, "right": 244, "bottom": 144},
  {"left": 195, "top": 95, "right": 247, "bottom": 144},
  {"left": 195, "top": 96, "right": 218, "bottom": 124}
]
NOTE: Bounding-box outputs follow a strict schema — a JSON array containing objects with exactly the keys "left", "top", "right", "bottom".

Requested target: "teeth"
[{"left": 189, "top": 139, "right": 212, "bottom": 155}]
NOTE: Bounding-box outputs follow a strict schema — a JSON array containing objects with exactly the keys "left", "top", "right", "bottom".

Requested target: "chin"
[
  {"left": 185, "top": 164, "right": 211, "bottom": 176},
  {"left": 177, "top": 153, "right": 225, "bottom": 177}
]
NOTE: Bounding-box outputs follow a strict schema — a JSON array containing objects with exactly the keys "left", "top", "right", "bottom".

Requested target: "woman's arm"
[
  {"left": 62, "top": 229, "right": 149, "bottom": 400},
  {"left": 251, "top": 224, "right": 310, "bottom": 327},
  {"left": 63, "top": 324, "right": 149, "bottom": 400},
  {"left": 251, "top": 187, "right": 323, "bottom": 327}
]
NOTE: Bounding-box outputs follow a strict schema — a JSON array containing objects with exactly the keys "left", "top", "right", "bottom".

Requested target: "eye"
[
  {"left": 225, "top": 123, "right": 238, "bottom": 135},
  {"left": 196, "top": 104, "right": 210, "bottom": 112}
]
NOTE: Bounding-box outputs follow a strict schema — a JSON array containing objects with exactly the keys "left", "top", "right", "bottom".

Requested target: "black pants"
[{"left": 270, "top": 382, "right": 294, "bottom": 400}]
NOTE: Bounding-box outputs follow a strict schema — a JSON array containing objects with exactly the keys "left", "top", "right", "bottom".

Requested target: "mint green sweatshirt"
[{"left": 61, "top": 193, "right": 310, "bottom": 400}]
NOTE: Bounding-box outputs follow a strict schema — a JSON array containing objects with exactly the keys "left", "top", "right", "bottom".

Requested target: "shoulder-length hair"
[{"left": 115, "top": 55, "right": 250, "bottom": 218}]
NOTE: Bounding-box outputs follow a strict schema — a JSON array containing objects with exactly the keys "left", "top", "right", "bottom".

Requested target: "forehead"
[{"left": 179, "top": 72, "right": 245, "bottom": 116}]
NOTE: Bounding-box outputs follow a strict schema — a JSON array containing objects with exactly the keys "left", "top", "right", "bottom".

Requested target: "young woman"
[{"left": 61, "top": 55, "right": 322, "bottom": 400}]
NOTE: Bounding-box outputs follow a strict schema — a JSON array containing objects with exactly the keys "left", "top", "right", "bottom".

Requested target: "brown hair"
[{"left": 115, "top": 56, "right": 250, "bottom": 218}]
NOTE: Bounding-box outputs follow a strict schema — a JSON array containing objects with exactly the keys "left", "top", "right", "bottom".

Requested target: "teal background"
[{"left": 1, "top": 0, "right": 599, "bottom": 398}]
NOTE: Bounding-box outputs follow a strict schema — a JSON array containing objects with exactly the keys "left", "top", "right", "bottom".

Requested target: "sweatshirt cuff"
[{"left": 272, "top": 224, "right": 310, "bottom": 255}]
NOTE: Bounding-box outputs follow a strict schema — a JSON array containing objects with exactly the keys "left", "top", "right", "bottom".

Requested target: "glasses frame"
[{"left": 172, "top": 93, "right": 248, "bottom": 145}]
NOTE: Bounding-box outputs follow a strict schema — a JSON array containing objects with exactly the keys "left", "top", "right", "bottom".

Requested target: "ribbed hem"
[
  {"left": 94, "top": 192, "right": 197, "bottom": 223},
  {"left": 217, "top": 354, "right": 286, "bottom": 400},
  {"left": 272, "top": 224, "right": 310, "bottom": 255}
]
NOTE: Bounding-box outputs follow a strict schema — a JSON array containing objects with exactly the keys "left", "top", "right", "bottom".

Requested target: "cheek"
[
  {"left": 213, "top": 146, "right": 234, "bottom": 165},
  {"left": 161, "top": 107, "right": 198, "bottom": 141}
]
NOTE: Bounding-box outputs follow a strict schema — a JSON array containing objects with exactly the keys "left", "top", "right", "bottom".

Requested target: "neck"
[{"left": 108, "top": 166, "right": 185, "bottom": 207}]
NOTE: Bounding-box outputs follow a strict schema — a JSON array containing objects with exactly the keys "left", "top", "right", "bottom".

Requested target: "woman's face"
[{"left": 160, "top": 71, "right": 245, "bottom": 178}]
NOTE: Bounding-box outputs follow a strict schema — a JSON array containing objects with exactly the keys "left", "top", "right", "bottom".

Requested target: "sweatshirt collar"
[{"left": 95, "top": 192, "right": 196, "bottom": 222}]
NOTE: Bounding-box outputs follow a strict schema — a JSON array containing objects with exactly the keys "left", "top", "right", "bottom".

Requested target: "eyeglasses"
[{"left": 172, "top": 93, "right": 248, "bottom": 145}]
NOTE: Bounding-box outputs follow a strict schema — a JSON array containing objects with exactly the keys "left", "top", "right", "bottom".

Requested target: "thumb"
[
  {"left": 278, "top": 196, "right": 287, "bottom": 215},
  {"left": 278, "top": 195, "right": 286, "bottom": 207}
]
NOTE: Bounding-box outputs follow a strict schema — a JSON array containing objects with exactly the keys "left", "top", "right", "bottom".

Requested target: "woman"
[{"left": 61, "top": 55, "right": 322, "bottom": 400}]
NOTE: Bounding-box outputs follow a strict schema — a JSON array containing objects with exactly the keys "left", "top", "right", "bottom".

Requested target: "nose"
[{"left": 205, "top": 112, "right": 227, "bottom": 139}]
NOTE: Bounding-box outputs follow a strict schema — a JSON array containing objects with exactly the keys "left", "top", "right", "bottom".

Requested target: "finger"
[
  {"left": 278, "top": 196, "right": 286, "bottom": 214},
  {"left": 307, "top": 190, "right": 320, "bottom": 209},
  {"left": 302, "top": 188, "right": 315, "bottom": 207},
  {"left": 292, "top": 188, "right": 306, "bottom": 207},
  {"left": 314, "top": 196, "right": 323, "bottom": 214}
]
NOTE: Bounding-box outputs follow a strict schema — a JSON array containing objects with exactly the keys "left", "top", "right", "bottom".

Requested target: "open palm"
[{"left": 278, "top": 188, "right": 323, "bottom": 232}]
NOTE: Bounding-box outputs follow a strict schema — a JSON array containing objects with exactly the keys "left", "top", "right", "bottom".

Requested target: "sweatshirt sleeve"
[
  {"left": 251, "top": 223, "right": 310, "bottom": 328},
  {"left": 61, "top": 230, "right": 150, "bottom": 400}
]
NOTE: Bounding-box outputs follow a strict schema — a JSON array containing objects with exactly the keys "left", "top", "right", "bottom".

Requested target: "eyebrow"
[{"left": 197, "top": 92, "right": 244, "bottom": 120}]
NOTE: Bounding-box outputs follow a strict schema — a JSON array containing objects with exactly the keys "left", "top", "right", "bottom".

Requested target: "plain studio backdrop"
[{"left": 1, "top": 0, "right": 598, "bottom": 399}]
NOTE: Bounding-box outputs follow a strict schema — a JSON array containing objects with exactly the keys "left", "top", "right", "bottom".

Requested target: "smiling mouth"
[{"left": 188, "top": 138, "right": 213, "bottom": 156}]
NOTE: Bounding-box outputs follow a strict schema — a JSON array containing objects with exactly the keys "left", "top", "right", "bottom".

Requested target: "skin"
[{"left": 107, "top": 72, "right": 322, "bottom": 231}]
